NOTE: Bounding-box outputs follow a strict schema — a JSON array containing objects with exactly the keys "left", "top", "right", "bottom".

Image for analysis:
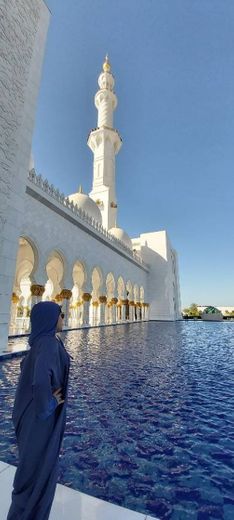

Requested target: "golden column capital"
[
  {"left": 136, "top": 301, "right": 142, "bottom": 307},
  {"left": 30, "top": 284, "right": 45, "bottom": 297},
  {"left": 99, "top": 295, "right": 107, "bottom": 304},
  {"left": 129, "top": 301, "right": 135, "bottom": 306},
  {"left": 82, "top": 292, "right": 92, "bottom": 302},
  {"left": 92, "top": 301, "right": 99, "bottom": 307},
  {"left": 55, "top": 294, "right": 63, "bottom": 302},
  {"left": 12, "top": 292, "right": 20, "bottom": 304},
  {"left": 121, "top": 299, "right": 129, "bottom": 305},
  {"left": 60, "top": 289, "right": 72, "bottom": 300},
  {"left": 111, "top": 297, "right": 118, "bottom": 305}
]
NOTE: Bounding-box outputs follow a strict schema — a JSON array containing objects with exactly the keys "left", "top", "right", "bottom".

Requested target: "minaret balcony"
[{"left": 87, "top": 126, "right": 122, "bottom": 154}]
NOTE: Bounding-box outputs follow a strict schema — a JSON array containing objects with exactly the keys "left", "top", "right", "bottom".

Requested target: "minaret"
[{"left": 88, "top": 55, "right": 122, "bottom": 230}]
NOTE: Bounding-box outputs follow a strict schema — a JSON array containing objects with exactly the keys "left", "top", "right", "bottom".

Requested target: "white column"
[
  {"left": 133, "top": 303, "right": 137, "bottom": 321},
  {"left": 73, "top": 303, "right": 78, "bottom": 327},
  {"left": 22, "top": 305, "right": 28, "bottom": 318},
  {"left": 10, "top": 302, "right": 18, "bottom": 328},
  {"left": 99, "top": 296, "right": 107, "bottom": 325},
  {"left": 82, "top": 293, "right": 92, "bottom": 326},
  {"left": 116, "top": 303, "right": 121, "bottom": 322},
  {"left": 77, "top": 302, "right": 83, "bottom": 326},
  {"left": 111, "top": 298, "right": 118, "bottom": 324},
  {"left": 92, "top": 302, "right": 99, "bottom": 326},
  {"left": 136, "top": 303, "right": 141, "bottom": 321},
  {"left": 121, "top": 300, "right": 127, "bottom": 321},
  {"left": 129, "top": 301, "right": 134, "bottom": 321},
  {"left": 106, "top": 303, "right": 111, "bottom": 324},
  {"left": 64, "top": 299, "right": 70, "bottom": 327},
  {"left": 22, "top": 299, "right": 30, "bottom": 333},
  {"left": 108, "top": 304, "right": 113, "bottom": 324},
  {"left": 60, "top": 289, "right": 72, "bottom": 328},
  {"left": 9, "top": 293, "right": 20, "bottom": 334}
]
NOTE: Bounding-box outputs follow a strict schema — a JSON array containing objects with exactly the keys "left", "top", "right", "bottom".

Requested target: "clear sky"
[{"left": 33, "top": 0, "right": 234, "bottom": 308}]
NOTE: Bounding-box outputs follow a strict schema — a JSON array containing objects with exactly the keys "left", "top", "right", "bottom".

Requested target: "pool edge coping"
[{"left": 0, "top": 461, "right": 154, "bottom": 519}]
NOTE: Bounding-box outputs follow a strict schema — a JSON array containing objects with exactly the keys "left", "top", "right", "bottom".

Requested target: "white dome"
[
  {"left": 68, "top": 191, "right": 102, "bottom": 224},
  {"left": 109, "top": 226, "right": 132, "bottom": 250}
]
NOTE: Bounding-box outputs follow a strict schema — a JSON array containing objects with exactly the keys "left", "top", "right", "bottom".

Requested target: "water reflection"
[{"left": 1, "top": 321, "right": 234, "bottom": 519}]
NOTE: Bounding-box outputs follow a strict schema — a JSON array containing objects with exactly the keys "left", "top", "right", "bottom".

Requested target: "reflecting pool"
[{"left": 0, "top": 322, "right": 234, "bottom": 519}]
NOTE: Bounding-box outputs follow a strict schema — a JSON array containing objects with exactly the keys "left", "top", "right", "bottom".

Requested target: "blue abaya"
[{"left": 7, "top": 302, "right": 70, "bottom": 520}]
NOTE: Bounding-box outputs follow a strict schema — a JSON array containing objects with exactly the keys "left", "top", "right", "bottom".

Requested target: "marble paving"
[{"left": 0, "top": 461, "right": 157, "bottom": 520}]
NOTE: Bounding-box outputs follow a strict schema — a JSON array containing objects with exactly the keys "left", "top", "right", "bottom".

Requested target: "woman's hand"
[{"left": 53, "top": 387, "right": 65, "bottom": 405}]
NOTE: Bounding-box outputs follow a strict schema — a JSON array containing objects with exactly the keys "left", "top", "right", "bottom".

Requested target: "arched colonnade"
[{"left": 9, "top": 237, "right": 150, "bottom": 335}]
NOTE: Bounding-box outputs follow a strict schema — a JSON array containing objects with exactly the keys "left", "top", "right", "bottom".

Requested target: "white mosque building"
[{"left": 0, "top": 1, "right": 181, "bottom": 352}]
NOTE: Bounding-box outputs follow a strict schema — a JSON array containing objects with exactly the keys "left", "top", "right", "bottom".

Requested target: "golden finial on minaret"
[{"left": 103, "top": 54, "right": 111, "bottom": 73}]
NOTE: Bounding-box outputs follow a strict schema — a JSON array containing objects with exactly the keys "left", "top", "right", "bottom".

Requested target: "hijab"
[{"left": 29, "top": 301, "right": 61, "bottom": 346}]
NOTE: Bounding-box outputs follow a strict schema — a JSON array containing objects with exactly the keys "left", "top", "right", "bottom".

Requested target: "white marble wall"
[
  {"left": 19, "top": 185, "right": 148, "bottom": 295},
  {"left": 171, "top": 248, "right": 182, "bottom": 319},
  {"left": 0, "top": 0, "right": 50, "bottom": 352},
  {"left": 132, "top": 231, "right": 182, "bottom": 321}
]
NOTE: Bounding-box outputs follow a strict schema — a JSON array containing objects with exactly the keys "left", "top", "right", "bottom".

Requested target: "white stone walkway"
[{"left": 0, "top": 462, "right": 156, "bottom": 520}]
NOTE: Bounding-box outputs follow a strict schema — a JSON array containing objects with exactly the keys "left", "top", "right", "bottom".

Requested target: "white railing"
[{"left": 28, "top": 170, "right": 148, "bottom": 270}]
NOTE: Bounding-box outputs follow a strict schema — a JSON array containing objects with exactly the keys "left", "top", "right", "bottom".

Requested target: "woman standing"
[{"left": 7, "top": 301, "right": 70, "bottom": 520}]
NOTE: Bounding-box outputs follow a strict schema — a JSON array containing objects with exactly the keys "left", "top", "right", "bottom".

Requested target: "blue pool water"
[{"left": 0, "top": 322, "right": 234, "bottom": 519}]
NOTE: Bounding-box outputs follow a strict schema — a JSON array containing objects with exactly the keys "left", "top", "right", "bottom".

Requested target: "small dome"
[
  {"left": 68, "top": 190, "right": 102, "bottom": 224},
  {"left": 203, "top": 306, "right": 222, "bottom": 315},
  {"left": 109, "top": 226, "right": 132, "bottom": 250}
]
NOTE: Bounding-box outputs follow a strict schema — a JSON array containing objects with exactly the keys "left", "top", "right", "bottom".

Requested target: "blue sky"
[{"left": 34, "top": 0, "right": 234, "bottom": 308}]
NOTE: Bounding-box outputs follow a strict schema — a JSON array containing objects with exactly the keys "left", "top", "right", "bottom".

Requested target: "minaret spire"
[
  {"left": 103, "top": 53, "right": 111, "bottom": 72},
  {"left": 88, "top": 56, "right": 122, "bottom": 230}
]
